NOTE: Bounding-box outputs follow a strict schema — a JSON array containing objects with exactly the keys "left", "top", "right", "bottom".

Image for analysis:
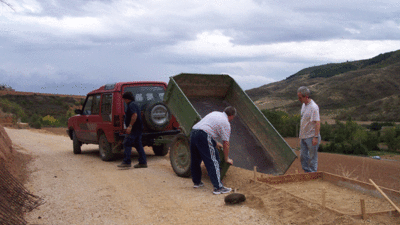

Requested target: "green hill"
[
  {"left": 0, "top": 93, "right": 85, "bottom": 126},
  {"left": 246, "top": 49, "right": 400, "bottom": 121}
]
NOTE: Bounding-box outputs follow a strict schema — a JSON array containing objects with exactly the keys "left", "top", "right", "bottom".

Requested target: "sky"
[{"left": 1, "top": 0, "right": 400, "bottom": 95}]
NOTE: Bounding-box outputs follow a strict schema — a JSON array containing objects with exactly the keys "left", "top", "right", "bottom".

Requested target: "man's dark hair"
[
  {"left": 224, "top": 106, "right": 236, "bottom": 117},
  {"left": 122, "top": 92, "right": 135, "bottom": 101}
]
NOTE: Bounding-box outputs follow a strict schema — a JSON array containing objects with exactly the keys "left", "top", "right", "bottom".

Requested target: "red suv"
[{"left": 67, "top": 81, "right": 180, "bottom": 161}]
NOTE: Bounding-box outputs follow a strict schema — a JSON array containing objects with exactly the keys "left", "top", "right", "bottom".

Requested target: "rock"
[{"left": 224, "top": 193, "right": 246, "bottom": 205}]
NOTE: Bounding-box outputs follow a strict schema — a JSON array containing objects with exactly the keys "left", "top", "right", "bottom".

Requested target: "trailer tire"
[
  {"left": 144, "top": 102, "right": 171, "bottom": 131},
  {"left": 99, "top": 133, "right": 115, "bottom": 161},
  {"left": 72, "top": 131, "right": 82, "bottom": 154},
  {"left": 169, "top": 134, "right": 191, "bottom": 177}
]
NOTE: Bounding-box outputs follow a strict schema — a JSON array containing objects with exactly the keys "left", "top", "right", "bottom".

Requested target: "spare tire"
[{"left": 144, "top": 102, "right": 171, "bottom": 131}]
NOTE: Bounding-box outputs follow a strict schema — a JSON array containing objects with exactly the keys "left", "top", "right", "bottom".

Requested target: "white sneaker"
[{"left": 213, "top": 186, "right": 232, "bottom": 195}]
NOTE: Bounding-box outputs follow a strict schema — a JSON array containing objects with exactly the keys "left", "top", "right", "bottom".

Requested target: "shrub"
[
  {"left": 319, "top": 119, "right": 378, "bottom": 156},
  {"left": 366, "top": 122, "right": 395, "bottom": 131},
  {"left": 28, "top": 114, "right": 42, "bottom": 129},
  {"left": 30, "top": 120, "right": 42, "bottom": 129},
  {"left": 0, "top": 98, "right": 26, "bottom": 123},
  {"left": 42, "top": 115, "right": 58, "bottom": 127},
  {"left": 381, "top": 127, "right": 400, "bottom": 152},
  {"left": 320, "top": 122, "right": 333, "bottom": 141},
  {"left": 261, "top": 109, "right": 300, "bottom": 137},
  {"left": 363, "top": 131, "right": 380, "bottom": 151}
]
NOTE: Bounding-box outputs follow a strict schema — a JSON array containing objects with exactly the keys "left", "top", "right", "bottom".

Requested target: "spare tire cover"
[{"left": 144, "top": 102, "right": 171, "bottom": 131}]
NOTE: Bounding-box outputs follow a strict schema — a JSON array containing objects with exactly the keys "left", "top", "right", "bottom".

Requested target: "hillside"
[
  {"left": 0, "top": 90, "right": 85, "bottom": 125},
  {"left": 246, "top": 49, "right": 400, "bottom": 121}
]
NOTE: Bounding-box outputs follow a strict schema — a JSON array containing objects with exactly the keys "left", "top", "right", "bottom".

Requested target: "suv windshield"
[{"left": 124, "top": 86, "right": 165, "bottom": 109}]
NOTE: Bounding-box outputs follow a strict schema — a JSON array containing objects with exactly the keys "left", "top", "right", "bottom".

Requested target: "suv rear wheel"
[
  {"left": 99, "top": 133, "right": 114, "bottom": 161},
  {"left": 152, "top": 144, "right": 168, "bottom": 156},
  {"left": 144, "top": 102, "right": 171, "bottom": 131},
  {"left": 72, "top": 131, "right": 82, "bottom": 154},
  {"left": 169, "top": 134, "right": 191, "bottom": 177}
]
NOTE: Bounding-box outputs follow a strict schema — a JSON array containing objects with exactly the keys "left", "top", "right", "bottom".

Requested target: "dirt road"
[
  {"left": 6, "top": 128, "right": 271, "bottom": 225},
  {"left": 5, "top": 128, "right": 400, "bottom": 225}
]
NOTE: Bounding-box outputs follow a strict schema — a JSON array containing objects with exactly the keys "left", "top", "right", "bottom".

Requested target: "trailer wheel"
[
  {"left": 144, "top": 102, "right": 171, "bottom": 131},
  {"left": 169, "top": 134, "right": 191, "bottom": 177},
  {"left": 99, "top": 134, "right": 114, "bottom": 161},
  {"left": 152, "top": 144, "right": 168, "bottom": 156},
  {"left": 72, "top": 131, "right": 82, "bottom": 154}
]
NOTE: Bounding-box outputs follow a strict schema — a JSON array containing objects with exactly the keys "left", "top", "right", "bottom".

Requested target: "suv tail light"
[{"left": 114, "top": 115, "right": 121, "bottom": 127}]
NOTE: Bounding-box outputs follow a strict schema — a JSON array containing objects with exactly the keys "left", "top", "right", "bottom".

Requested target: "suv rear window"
[{"left": 124, "top": 86, "right": 165, "bottom": 109}]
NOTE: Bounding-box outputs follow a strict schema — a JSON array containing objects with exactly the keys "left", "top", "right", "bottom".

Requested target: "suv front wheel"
[
  {"left": 99, "top": 133, "right": 114, "bottom": 161},
  {"left": 72, "top": 131, "right": 82, "bottom": 154}
]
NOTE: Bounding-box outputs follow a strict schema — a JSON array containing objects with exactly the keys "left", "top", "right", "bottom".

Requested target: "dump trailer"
[{"left": 165, "top": 73, "right": 297, "bottom": 178}]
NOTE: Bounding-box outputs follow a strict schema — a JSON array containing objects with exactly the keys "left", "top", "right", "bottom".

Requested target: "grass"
[{"left": 335, "top": 163, "right": 359, "bottom": 180}]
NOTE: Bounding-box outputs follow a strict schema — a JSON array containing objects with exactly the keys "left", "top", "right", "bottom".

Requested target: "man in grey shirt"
[{"left": 297, "top": 86, "right": 321, "bottom": 173}]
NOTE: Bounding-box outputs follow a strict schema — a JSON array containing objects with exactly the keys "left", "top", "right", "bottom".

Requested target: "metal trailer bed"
[{"left": 164, "top": 73, "right": 297, "bottom": 177}]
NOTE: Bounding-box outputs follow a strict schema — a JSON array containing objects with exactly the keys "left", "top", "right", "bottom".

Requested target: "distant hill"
[
  {"left": 246, "top": 49, "right": 400, "bottom": 122},
  {"left": 0, "top": 90, "right": 85, "bottom": 124}
]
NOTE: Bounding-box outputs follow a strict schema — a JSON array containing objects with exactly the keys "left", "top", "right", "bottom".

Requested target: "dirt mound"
[
  {"left": 0, "top": 125, "right": 12, "bottom": 161},
  {"left": 0, "top": 126, "right": 42, "bottom": 225},
  {"left": 0, "top": 125, "right": 31, "bottom": 182}
]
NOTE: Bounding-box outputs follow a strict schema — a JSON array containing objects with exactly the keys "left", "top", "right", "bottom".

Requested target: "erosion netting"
[
  {"left": 0, "top": 158, "right": 43, "bottom": 225},
  {"left": 0, "top": 125, "right": 43, "bottom": 225}
]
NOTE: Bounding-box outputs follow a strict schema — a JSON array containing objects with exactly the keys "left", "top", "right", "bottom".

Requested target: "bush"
[
  {"left": 320, "top": 122, "right": 333, "bottom": 141},
  {"left": 381, "top": 127, "right": 400, "bottom": 152},
  {"left": 261, "top": 109, "right": 300, "bottom": 137},
  {"left": 42, "top": 115, "right": 58, "bottom": 127},
  {"left": 363, "top": 131, "right": 380, "bottom": 151},
  {"left": 28, "top": 114, "right": 42, "bottom": 129},
  {"left": 366, "top": 122, "right": 395, "bottom": 131},
  {"left": 30, "top": 120, "right": 42, "bottom": 129},
  {"left": 0, "top": 98, "right": 26, "bottom": 123},
  {"left": 319, "top": 119, "right": 378, "bottom": 156}
]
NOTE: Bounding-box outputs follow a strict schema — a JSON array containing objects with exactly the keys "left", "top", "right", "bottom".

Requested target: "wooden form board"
[{"left": 256, "top": 171, "right": 400, "bottom": 218}]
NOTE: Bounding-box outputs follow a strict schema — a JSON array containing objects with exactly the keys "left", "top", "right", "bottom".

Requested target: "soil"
[{"left": 3, "top": 127, "right": 400, "bottom": 225}]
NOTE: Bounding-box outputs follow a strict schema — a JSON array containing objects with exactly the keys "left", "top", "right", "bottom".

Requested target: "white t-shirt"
[
  {"left": 192, "top": 111, "right": 231, "bottom": 142},
  {"left": 299, "top": 99, "right": 320, "bottom": 139}
]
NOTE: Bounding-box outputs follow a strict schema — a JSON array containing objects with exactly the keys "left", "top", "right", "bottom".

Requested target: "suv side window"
[
  {"left": 82, "top": 95, "right": 101, "bottom": 115},
  {"left": 91, "top": 95, "right": 101, "bottom": 114},
  {"left": 83, "top": 96, "right": 93, "bottom": 115},
  {"left": 101, "top": 94, "right": 112, "bottom": 122}
]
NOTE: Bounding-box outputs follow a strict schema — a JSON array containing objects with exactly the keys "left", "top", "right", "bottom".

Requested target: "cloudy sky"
[{"left": 1, "top": 0, "right": 399, "bottom": 95}]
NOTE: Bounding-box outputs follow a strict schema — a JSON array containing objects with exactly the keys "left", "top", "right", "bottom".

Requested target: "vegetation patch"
[{"left": 0, "top": 94, "right": 83, "bottom": 127}]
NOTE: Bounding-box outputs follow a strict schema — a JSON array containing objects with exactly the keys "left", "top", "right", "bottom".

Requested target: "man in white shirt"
[
  {"left": 297, "top": 86, "right": 321, "bottom": 173},
  {"left": 190, "top": 106, "right": 236, "bottom": 195}
]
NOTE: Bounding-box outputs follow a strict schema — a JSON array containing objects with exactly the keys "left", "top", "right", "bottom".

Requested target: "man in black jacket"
[{"left": 118, "top": 92, "right": 147, "bottom": 168}]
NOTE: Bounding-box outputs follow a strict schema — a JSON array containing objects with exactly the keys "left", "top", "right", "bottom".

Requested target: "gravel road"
[{"left": 6, "top": 128, "right": 271, "bottom": 225}]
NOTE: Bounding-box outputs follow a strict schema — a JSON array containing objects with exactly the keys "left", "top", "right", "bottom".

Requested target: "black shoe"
[
  {"left": 193, "top": 182, "right": 204, "bottom": 188},
  {"left": 134, "top": 163, "right": 148, "bottom": 168},
  {"left": 117, "top": 163, "right": 131, "bottom": 168}
]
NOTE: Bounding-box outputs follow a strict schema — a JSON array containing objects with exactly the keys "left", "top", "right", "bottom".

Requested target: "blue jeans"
[
  {"left": 190, "top": 129, "right": 223, "bottom": 189},
  {"left": 300, "top": 136, "right": 320, "bottom": 173},
  {"left": 122, "top": 133, "right": 146, "bottom": 165}
]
